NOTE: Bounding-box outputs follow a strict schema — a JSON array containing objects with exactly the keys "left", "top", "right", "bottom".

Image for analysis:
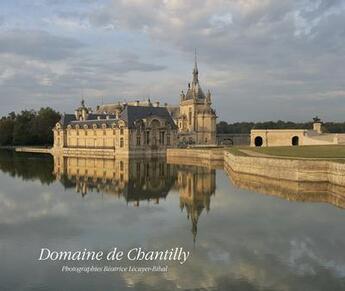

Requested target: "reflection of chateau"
[
  {"left": 225, "top": 166, "right": 345, "bottom": 209},
  {"left": 52, "top": 55, "right": 217, "bottom": 157},
  {"left": 53, "top": 155, "right": 216, "bottom": 240},
  {"left": 54, "top": 155, "right": 176, "bottom": 206},
  {"left": 176, "top": 165, "right": 216, "bottom": 242}
]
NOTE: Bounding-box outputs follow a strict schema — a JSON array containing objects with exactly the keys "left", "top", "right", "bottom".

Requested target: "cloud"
[
  {"left": 1, "top": 0, "right": 345, "bottom": 121},
  {"left": 0, "top": 30, "right": 84, "bottom": 60}
]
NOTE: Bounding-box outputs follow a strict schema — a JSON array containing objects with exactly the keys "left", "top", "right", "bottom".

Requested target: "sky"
[{"left": 0, "top": 0, "right": 345, "bottom": 122}]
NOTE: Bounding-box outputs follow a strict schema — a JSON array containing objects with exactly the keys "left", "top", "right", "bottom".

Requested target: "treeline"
[
  {"left": 0, "top": 107, "right": 60, "bottom": 146},
  {"left": 217, "top": 120, "right": 345, "bottom": 134}
]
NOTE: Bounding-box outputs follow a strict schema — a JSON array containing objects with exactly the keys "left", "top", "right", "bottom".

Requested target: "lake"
[{"left": 0, "top": 149, "right": 344, "bottom": 291}]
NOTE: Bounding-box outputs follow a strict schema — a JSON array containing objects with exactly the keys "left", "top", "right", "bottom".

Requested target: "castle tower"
[{"left": 178, "top": 52, "right": 217, "bottom": 145}]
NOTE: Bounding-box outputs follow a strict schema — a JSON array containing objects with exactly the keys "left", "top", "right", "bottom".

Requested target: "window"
[
  {"left": 120, "top": 137, "right": 124, "bottom": 148},
  {"left": 120, "top": 161, "right": 124, "bottom": 171},
  {"left": 189, "top": 108, "right": 192, "bottom": 125},
  {"left": 120, "top": 128, "right": 124, "bottom": 135},
  {"left": 103, "top": 130, "right": 106, "bottom": 136},
  {"left": 167, "top": 134, "right": 171, "bottom": 146},
  {"left": 145, "top": 131, "right": 150, "bottom": 145},
  {"left": 113, "top": 129, "right": 116, "bottom": 135},
  {"left": 136, "top": 134, "right": 141, "bottom": 146},
  {"left": 159, "top": 131, "right": 165, "bottom": 145},
  {"left": 85, "top": 130, "right": 88, "bottom": 136}
]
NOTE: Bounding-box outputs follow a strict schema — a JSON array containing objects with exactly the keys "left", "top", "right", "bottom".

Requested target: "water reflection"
[
  {"left": 53, "top": 154, "right": 216, "bottom": 242},
  {"left": 1, "top": 150, "right": 345, "bottom": 290},
  {"left": 225, "top": 165, "right": 345, "bottom": 209}
]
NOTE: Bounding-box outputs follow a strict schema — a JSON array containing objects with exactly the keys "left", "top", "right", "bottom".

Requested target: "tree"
[
  {"left": 0, "top": 118, "right": 15, "bottom": 145},
  {"left": 31, "top": 107, "right": 61, "bottom": 145},
  {"left": 0, "top": 107, "right": 61, "bottom": 146},
  {"left": 12, "top": 110, "right": 36, "bottom": 145}
]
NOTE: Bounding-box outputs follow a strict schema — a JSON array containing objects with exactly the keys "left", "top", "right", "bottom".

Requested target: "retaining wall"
[{"left": 224, "top": 151, "right": 345, "bottom": 187}]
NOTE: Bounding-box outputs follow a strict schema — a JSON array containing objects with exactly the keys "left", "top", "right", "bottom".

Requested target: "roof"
[
  {"left": 120, "top": 105, "right": 177, "bottom": 129},
  {"left": 59, "top": 114, "right": 76, "bottom": 127},
  {"left": 59, "top": 113, "right": 116, "bottom": 128},
  {"left": 70, "top": 119, "right": 117, "bottom": 128},
  {"left": 185, "top": 83, "right": 206, "bottom": 100}
]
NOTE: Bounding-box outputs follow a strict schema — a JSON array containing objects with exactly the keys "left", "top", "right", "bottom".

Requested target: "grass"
[
  {"left": 247, "top": 145, "right": 345, "bottom": 159},
  {"left": 226, "top": 147, "right": 249, "bottom": 156}
]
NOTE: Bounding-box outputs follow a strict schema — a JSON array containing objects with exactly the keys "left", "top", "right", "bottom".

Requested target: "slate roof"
[
  {"left": 185, "top": 83, "right": 206, "bottom": 100},
  {"left": 69, "top": 119, "right": 117, "bottom": 128},
  {"left": 59, "top": 114, "right": 76, "bottom": 127},
  {"left": 120, "top": 105, "right": 177, "bottom": 129},
  {"left": 59, "top": 113, "right": 116, "bottom": 128}
]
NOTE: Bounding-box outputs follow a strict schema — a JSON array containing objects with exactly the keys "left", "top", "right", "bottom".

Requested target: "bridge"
[{"left": 217, "top": 134, "right": 250, "bottom": 146}]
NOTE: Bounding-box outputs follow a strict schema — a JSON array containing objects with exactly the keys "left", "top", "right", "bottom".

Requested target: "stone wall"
[
  {"left": 167, "top": 148, "right": 224, "bottom": 161},
  {"left": 224, "top": 151, "right": 345, "bottom": 187}
]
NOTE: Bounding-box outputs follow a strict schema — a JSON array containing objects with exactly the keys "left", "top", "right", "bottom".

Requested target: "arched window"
[
  {"left": 150, "top": 119, "right": 160, "bottom": 128},
  {"left": 292, "top": 136, "right": 299, "bottom": 146},
  {"left": 254, "top": 136, "right": 263, "bottom": 147},
  {"left": 120, "top": 137, "right": 124, "bottom": 148}
]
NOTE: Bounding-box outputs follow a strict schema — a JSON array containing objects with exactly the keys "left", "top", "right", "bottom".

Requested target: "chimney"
[{"left": 135, "top": 100, "right": 140, "bottom": 106}]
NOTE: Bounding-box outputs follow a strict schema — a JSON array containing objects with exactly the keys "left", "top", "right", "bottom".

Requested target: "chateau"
[{"left": 53, "top": 58, "right": 217, "bottom": 156}]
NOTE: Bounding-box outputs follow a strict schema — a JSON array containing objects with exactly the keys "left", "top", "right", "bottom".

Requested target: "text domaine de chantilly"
[{"left": 38, "top": 247, "right": 190, "bottom": 265}]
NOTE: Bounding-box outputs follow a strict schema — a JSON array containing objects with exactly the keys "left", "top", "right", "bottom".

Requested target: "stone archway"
[
  {"left": 254, "top": 136, "right": 263, "bottom": 147},
  {"left": 292, "top": 136, "right": 299, "bottom": 146}
]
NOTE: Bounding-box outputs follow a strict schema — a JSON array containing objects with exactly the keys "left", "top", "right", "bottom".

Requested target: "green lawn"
[
  {"left": 226, "top": 147, "right": 249, "bottom": 156},
  {"left": 247, "top": 145, "right": 345, "bottom": 159}
]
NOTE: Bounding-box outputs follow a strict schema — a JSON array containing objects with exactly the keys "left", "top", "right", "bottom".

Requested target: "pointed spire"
[
  {"left": 192, "top": 48, "right": 198, "bottom": 84},
  {"left": 194, "top": 48, "right": 198, "bottom": 73}
]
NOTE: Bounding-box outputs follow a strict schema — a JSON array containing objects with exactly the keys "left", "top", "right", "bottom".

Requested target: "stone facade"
[
  {"left": 251, "top": 118, "right": 345, "bottom": 147},
  {"left": 53, "top": 101, "right": 177, "bottom": 157}
]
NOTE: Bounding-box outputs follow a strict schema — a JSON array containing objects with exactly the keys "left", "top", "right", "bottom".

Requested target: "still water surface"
[{"left": 0, "top": 150, "right": 345, "bottom": 291}]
